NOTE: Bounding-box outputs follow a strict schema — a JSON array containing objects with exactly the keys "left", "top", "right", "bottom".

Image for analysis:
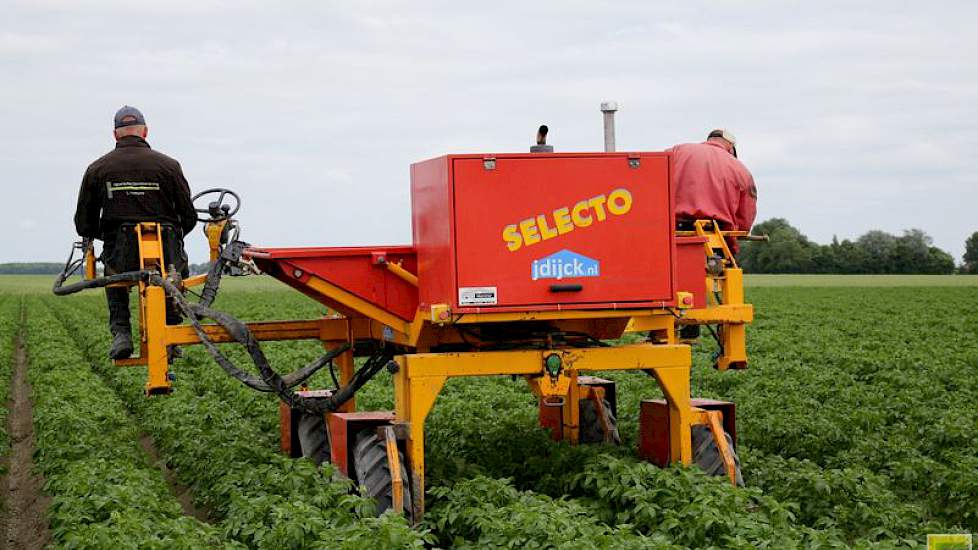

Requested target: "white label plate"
[{"left": 459, "top": 286, "right": 498, "bottom": 305}]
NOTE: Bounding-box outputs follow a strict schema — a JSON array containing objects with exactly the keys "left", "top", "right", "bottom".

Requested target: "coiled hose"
[{"left": 53, "top": 252, "right": 375, "bottom": 414}]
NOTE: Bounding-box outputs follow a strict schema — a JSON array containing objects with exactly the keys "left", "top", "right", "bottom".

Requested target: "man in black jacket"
[{"left": 74, "top": 106, "right": 197, "bottom": 359}]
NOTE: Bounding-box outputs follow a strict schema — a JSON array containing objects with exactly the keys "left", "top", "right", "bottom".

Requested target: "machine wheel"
[
  {"left": 579, "top": 398, "right": 621, "bottom": 445},
  {"left": 352, "top": 430, "right": 414, "bottom": 520},
  {"left": 297, "top": 412, "right": 329, "bottom": 466},
  {"left": 691, "top": 425, "right": 744, "bottom": 486}
]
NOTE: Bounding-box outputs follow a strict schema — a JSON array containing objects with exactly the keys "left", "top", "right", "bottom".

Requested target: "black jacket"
[{"left": 74, "top": 135, "right": 197, "bottom": 239}]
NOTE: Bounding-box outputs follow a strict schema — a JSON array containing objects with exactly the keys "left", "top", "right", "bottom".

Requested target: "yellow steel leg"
[
  {"left": 589, "top": 387, "right": 614, "bottom": 443},
  {"left": 144, "top": 285, "right": 171, "bottom": 394},
  {"left": 649, "top": 365, "right": 693, "bottom": 464},
  {"left": 561, "top": 371, "right": 581, "bottom": 444},
  {"left": 393, "top": 357, "right": 446, "bottom": 521},
  {"left": 722, "top": 268, "right": 744, "bottom": 304},
  {"left": 382, "top": 426, "right": 404, "bottom": 514},
  {"left": 392, "top": 345, "right": 691, "bottom": 519},
  {"left": 717, "top": 324, "right": 747, "bottom": 370},
  {"left": 705, "top": 410, "right": 738, "bottom": 485},
  {"left": 716, "top": 267, "right": 748, "bottom": 370}
]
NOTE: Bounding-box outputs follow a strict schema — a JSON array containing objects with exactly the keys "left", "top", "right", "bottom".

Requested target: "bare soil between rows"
[
  {"left": 44, "top": 302, "right": 213, "bottom": 525},
  {"left": 1, "top": 318, "right": 50, "bottom": 550},
  {"left": 138, "top": 433, "right": 211, "bottom": 523}
]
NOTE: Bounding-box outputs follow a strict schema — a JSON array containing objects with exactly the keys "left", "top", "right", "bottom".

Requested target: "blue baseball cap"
[{"left": 114, "top": 105, "right": 146, "bottom": 128}]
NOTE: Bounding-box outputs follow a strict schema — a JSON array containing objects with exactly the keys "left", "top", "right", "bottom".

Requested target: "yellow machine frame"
[{"left": 105, "top": 219, "right": 753, "bottom": 517}]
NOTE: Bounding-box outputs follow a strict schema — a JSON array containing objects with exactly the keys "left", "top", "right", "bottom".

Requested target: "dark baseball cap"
[{"left": 114, "top": 105, "right": 146, "bottom": 128}]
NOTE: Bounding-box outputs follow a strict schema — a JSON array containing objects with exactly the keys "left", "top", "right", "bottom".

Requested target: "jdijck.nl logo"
[{"left": 531, "top": 249, "right": 600, "bottom": 281}]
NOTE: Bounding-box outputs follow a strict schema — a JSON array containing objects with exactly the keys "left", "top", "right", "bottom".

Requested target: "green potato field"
[{"left": 1, "top": 275, "right": 976, "bottom": 548}]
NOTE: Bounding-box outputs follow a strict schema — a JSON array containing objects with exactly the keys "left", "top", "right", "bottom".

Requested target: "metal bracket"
[
  {"left": 587, "top": 386, "right": 614, "bottom": 443},
  {"left": 628, "top": 155, "right": 641, "bottom": 169},
  {"left": 483, "top": 157, "right": 497, "bottom": 170},
  {"left": 382, "top": 426, "right": 404, "bottom": 514},
  {"left": 692, "top": 408, "right": 738, "bottom": 486}
]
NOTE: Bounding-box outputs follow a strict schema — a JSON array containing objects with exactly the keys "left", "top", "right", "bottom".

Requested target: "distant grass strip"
[{"left": 746, "top": 274, "right": 978, "bottom": 287}]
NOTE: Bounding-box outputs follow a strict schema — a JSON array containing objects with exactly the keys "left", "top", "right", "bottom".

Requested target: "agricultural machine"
[{"left": 54, "top": 136, "right": 758, "bottom": 520}]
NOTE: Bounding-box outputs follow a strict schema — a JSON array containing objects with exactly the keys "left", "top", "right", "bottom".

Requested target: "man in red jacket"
[{"left": 670, "top": 129, "right": 757, "bottom": 253}]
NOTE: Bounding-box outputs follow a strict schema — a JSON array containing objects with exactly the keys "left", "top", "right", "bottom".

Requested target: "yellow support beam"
[
  {"left": 398, "top": 344, "right": 689, "bottom": 378},
  {"left": 648, "top": 364, "right": 693, "bottom": 464},
  {"left": 181, "top": 274, "right": 209, "bottom": 288},
  {"left": 392, "top": 343, "right": 694, "bottom": 520},
  {"left": 385, "top": 261, "right": 419, "bottom": 287},
  {"left": 624, "top": 313, "right": 675, "bottom": 334},
  {"left": 453, "top": 308, "right": 655, "bottom": 324},
  {"left": 681, "top": 304, "right": 753, "bottom": 324},
  {"left": 301, "top": 274, "right": 414, "bottom": 338},
  {"left": 165, "top": 319, "right": 329, "bottom": 346}
]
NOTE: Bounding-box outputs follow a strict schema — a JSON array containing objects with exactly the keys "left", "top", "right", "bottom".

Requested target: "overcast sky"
[{"left": 2, "top": 1, "right": 976, "bottom": 263}]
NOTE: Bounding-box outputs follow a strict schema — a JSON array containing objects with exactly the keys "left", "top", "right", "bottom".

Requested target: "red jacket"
[{"left": 669, "top": 141, "right": 757, "bottom": 251}]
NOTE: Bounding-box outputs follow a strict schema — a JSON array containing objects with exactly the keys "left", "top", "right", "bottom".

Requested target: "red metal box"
[
  {"left": 676, "top": 236, "right": 708, "bottom": 309},
  {"left": 411, "top": 153, "right": 676, "bottom": 312},
  {"left": 638, "top": 398, "right": 737, "bottom": 467}
]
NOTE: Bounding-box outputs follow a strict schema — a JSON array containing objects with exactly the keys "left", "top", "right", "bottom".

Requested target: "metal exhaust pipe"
[
  {"left": 530, "top": 125, "right": 553, "bottom": 153},
  {"left": 600, "top": 101, "right": 618, "bottom": 152}
]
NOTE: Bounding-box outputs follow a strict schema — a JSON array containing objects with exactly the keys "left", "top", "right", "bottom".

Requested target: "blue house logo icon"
[{"left": 531, "top": 250, "right": 601, "bottom": 281}]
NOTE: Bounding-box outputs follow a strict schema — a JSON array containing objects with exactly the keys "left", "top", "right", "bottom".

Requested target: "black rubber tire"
[
  {"left": 352, "top": 430, "right": 414, "bottom": 520},
  {"left": 691, "top": 425, "right": 744, "bottom": 486},
  {"left": 579, "top": 398, "right": 621, "bottom": 445},
  {"left": 296, "top": 412, "right": 329, "bottom": 466}
]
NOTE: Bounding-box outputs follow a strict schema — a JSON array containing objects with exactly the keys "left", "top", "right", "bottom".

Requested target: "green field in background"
[
  {"left": 7, "top": 273, "right": 977, "bottom": 295},
  {"left": 1, "top": 274, "right": 296, "bottom": 294},
  {"left": 745, "top": 274, "right": 978, "bottom": 286}
]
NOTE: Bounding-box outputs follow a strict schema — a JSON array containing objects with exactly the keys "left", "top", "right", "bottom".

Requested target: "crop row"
[
  {"left": 23, "top": 299, "right": 232, "bottom": 548},
  {"left": 43, "top": 284, "right": 974, "bottom": 547},
  {"left": 426, "top": 475, "right": 667, "bottom": 549},
  {"left": 0, "top": 295, "right": 15, "bottom": 476},
  {"left": 415, "top": 287, "right": 977, "bottom": 543},
  {"left": 44, "top": 295, "right": 429, "bottom": 549},
  {"left": 353, "top": 349, "right": 920, "bottom": 547},
  {"left": 201, "top": 289, "right": 919, "bottom": 547},
  {"left": 415, "top": 382, "right": 916, "bottom": 549},
  {"left": 691, "top": 287, "right": 978, "bottom": 533},
  {"left": 50, "top": 293, "right": 677, "bottom": 547}
]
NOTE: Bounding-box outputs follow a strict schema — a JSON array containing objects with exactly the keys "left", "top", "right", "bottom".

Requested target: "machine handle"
[{"left": 549, "top": 284, "right": 583, "bottom": 292}]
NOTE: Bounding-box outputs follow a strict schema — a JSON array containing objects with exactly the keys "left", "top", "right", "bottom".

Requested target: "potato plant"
[
  {"left": 24, "top": 300, "right": 233, "bottom": 549},
  {"left": 26, "top": 281, "right": 978, "bottom": 548},
  {"left": 696, "top": 287, "right": 978, "bottom": 535},
  {"left": 45, "top": 295, "right": 429, "bottom": 550},
  {"left": 426, "top": 475, "right": 669, "bottom": 549}
]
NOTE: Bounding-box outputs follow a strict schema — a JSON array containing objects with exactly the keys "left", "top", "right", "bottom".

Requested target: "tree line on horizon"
[{"left": 739, "top": 218, "right": 978, "bottom": 275}]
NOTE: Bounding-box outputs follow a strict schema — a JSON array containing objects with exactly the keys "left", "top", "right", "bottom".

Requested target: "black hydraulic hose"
[
  {"left": 52, "top": 243, "right": 380, "bottom": 412},
  {"left": 51, "top": 239, "right": 147, "bottom": 296},
  {"left": 324, "top": 352, "right": 392, "bottom": 412},
  {"left": 153, "top": 275, "right": 381, "bottom": 414},
  {"left": 154, "top": 275, "right": 336, "bottom": 394},
  {"left": 53, "top": 270, "right": 153, "bottom": 296},
  {"left": 197, "top": 256, "right": 225, "bottom": 308},
  {"left": 704, "top": 323, "right": 725, "bottom": 356}
]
